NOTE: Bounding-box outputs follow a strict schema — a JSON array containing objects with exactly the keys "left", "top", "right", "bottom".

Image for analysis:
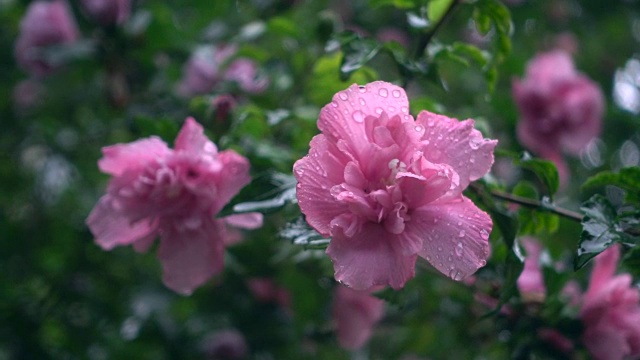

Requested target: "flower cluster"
[
  {"left": 86, "top": 117, "right": 262, "bottom": 294},
  {"left": 294, "top": 81, "right": 497, "bottom": 290}
]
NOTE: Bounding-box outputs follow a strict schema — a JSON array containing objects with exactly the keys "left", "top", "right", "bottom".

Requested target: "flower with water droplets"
[
  {"left": 293, "top": 81, "right": 497, "bottom": 290},
  {"left": 86, "top": 117, "right": 262, "bottom": 295}
]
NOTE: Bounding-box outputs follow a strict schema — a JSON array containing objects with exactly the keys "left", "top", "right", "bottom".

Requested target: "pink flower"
[
  {"left": 513, "top": 51, "right": 604, "bottom": 181},
  {"left": 14, "top": 0, "right": 79, "bottom": 77},
  {"left": 293, "top": 81, "right": 496, "bottom": 290},
  {"left": 580, "top": 245, "right": 640, "bottom": 360},
  {"left": 81, "top": 0, "right": 131, "bottom": 26},
  {"left": 177, "top": 45, "right": 267, "bottom": 97},
  {"left": 332, "top": 285, "right": 384, "bottom": 350},
  {"left": 247, "top": 278, "right": 292, "bottom": 309},
  {"left": 86, "top": 117, "right": 262, "bottom": 295},
  {"left": 516, "top": 237, "right": 546, "bottom": 302}
]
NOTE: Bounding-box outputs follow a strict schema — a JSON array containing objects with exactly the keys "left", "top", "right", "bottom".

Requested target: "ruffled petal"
[
  {"left": 326, "top": 223, "right": 417, "bottom": 290},
  {"left": 157, "top": 220, "right": 225, "bottom": 295},
  {"left": 412, "top": 196, "right": 491, "bottom": 280},
  {"left": 318, "top": 82, "right": 412, "bottom": 148},
  {"left": 294, "top": 135, "right": 350, "bottom": 236},
  {"left": 98, "top": 137, "right": 171, "bottom": 176},
  {"left": 174, "top": 117, "right": 218, "bottom": 156},
  {"left": 86, "top": 195, "right": 157, "bottom": 250},
  {"left": 416, "top": 111, "right": 497, "bottom": 194}
]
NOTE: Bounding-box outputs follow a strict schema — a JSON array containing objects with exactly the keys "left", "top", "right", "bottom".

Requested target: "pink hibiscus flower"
[
  {"left": 293, "top": 81, "right": 496, "bottom": 290},
  {"left": 86, "top": 117, "right": 262, "bottom": 295},
  {"left": 580, "top": 245, "right": 640, "bottom": 360},
  {"left": 14, "top": 0, "right": 79, "bottom": 77},
  {"left": 513, "top": 51, "right": 604, "bottom": 182},
  {"left": 332, "top": 284, "right": 384, "bottom": 350}
]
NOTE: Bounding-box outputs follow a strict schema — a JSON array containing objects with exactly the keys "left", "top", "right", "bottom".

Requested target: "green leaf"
[
  {"left": 516, "top": 153, "right": 560, "bottom": 197},
  {"left": 582, "top": 166, "right": 640, "bottom": 203},
  {"left": 575, "top": 195, "right": 621, "bottom": 269},
  {"left": 370, "top": 0, "right": 420, "bottom": 9},
  {"left": 340, "top": 38, "right": 382, "bottom": 80},
  {"left": 427, "top": 0, "right": 454, "bottom": 23}
]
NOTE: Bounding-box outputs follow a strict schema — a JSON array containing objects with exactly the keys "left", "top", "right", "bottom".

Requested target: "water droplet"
[
  {"left": 449, "top": 268, "right": 463, "bottom": 281},
  {"left": 358, "top": 86, "right": 367, "bottom": 93},
  {"left": 469, "top": 137, "right": 482, "bottom": 149},
  {"left": 458, "top": 230, "right": 465, "bottom": 238},
  {"left": 331, "top": 101, "right": 338, "bottom": 107},
  {"left": 415, "top": 126, "right": 423, "bottom": 132},
  {"left": 392, "top": 89, "right": 401, "bottom": 98},
  {"left": 455, "top": 242, "right": 463, "bottom": 256},
  {"left": 401, "top": 106, "right": 409, "bottom": 113},
  {"left": 388, "top": 106, "right": 396, "bottom": 112},
  {"left": 426, "top": 255, "right": 432, "bottom": 261},
  {"left": 447, "top": 256, "right": 453, "bottom": 262},
  {"left": 479, "top": 259, "right": 487, "bottom": 266},
  {"left": 352, "top": 110, "right": 365, "bottom": 123},
  {"left": 470, "top": 158, "right": 475, "bottom": 163},
  {"left": 424, "top": 140, "right": 430, "bottom": 145},
  {"left": 479, "top": 229, "right": 489, "bottom": 240},
  {"left": 375, "top": 107, "right": 383, "bottom": 114},
  {"left": 457, "top": 221, "right": 462, "bottom": 226},
  {"left": 359, "top": 98, "right": 366, "bottom": 106},
  {"left": 437, "top": 246, "right": 443, "bottom": 252},
  {"left": 433, "top": 218, "right": 439, "bottom": 224},
  {"left": 338, "top": 92, "right": 348, "bottom": 101},
  {"left": 378, "top": 88, "right": 388, "bottom": 97}
]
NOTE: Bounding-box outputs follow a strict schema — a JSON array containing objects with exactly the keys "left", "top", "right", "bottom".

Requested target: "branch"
[
  {"left": 413, "top": 0, "right": 462, "bottom": 60},
  {"left": 469, "top": 183, "right": 584, "bottom": 222}
]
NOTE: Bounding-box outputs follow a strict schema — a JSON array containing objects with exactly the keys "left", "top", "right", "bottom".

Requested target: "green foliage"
[{"left": 582, "top": 166, "right": 640, "bottom": 203}]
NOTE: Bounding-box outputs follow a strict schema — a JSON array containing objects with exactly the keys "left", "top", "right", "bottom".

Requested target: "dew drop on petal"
[
  {"left": 358, "top": 86, "right": 367, "bottom": 93},
  {"left": 388, "top": 106, "right": 396, "bottom": 112},
  {"left": 378, "top": 88, "right": 388, "bottom": 97},
  {"left": 339, "top": 92, "right": 348, "bottom": 101},
  {"left": 449, "top": 268, "right": 463, "bottom": 281},
  {"left": 437, "top": 246, "right": 443, "bottom": 252},
  {"left": 426, "top": 255, "right": 432, "bottom": 261},
  {"left": 458, "top": 230, "right": 465, "bottom": 238},
  {"left": 415, "top": 126, "right": 423, "bottom": 132},
  {"left": 455, "top": 242, "right": 463, "bottom": 256},
  {"left": 392, "top": 89, "right": 401, "bottom": 98},
  {"left": 469, "top": 137, "right": 483, "bottom": 149},
  {"left": 479, "top": 229, "right": 489, "bottom": 240},
  {"left": 352, "top": 110, "right": 365, "bottom": 123},
  {"left": 375, "top": 107, "right": 383, "bottom": 114},
  {"left": 331, "top": 101, "right": 338, "bottom": 108},
  {"left": 401, "top": 106, "right": 409, "bottom": 113},
  {"left": 359, "top": 98, "right": 366, "bottom": 106}
]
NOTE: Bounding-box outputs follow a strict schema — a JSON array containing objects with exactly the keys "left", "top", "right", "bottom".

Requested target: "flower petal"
[
  {"left": 332, "top": 285, "right": 384, "bottom": 350},
  {"left": 318, "top": 82, "right": 412, "bottom": 148},
  {"left": 174, "top": 117, "right": 218, "bottom": 156},
  {"left": 416, "top": 111, "right": 497, "bottom": 195},
  {"left": 326, "top": 223, "right": 417, "bottom": 290},
  {"left": 223, "top": 212, "right": 263, "bottom": 230},
  {"left": 294, "top": 135, "right": 350, "bottom": 236},
  {"left": 86, "top": 195, "right": 157, "bottom": 250},
  {"left": 98, "top": 137, "right": 170, "bottom": 176},
  {"left": 412, "top": 196, "right": 492, "bottom": 280},
  {"left": 157, "top": 220, "right": 225, "bottom": 295}
]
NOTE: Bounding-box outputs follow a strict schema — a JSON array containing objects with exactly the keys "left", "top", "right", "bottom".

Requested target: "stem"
[
  {"left": 470, "top": 183, "right": 584, "bottom": 223},
  {"left": 413, "top": 0, "right": 462, "bottom": 60}
]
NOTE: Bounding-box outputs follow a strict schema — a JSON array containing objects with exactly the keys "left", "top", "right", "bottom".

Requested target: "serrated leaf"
[{"left": 575, "top": 195, "right": 620, "bottom": 269}]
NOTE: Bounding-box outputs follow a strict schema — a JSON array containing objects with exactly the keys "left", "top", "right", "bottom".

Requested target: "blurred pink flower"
[
  {"left": 247, "top": 277, "right": 292, "bottom": 309},
  {"left": 200, "top": 329, "right": 248, "bottom": 360},
  {"left": 212, "top": 94, "right": 237, "bottom": 123},
  {"left": 332, "top": 285, "right": 384, "bottom": 350},
  {"left": 513, "top": 51, "right": 604, "bottom": 182},
  {"left": 580, "top": 245, "right": 640, "bottom": 360},
  {"left": 293, "top": 81, "right": 496, "bottom": 290},
  {"left": 177, "top": 45, "right": 267, "bottom": 97},
  {"left": 81, "top": 0, "right": 131, "bottom": 26},
  {"left": 516, "top": 237, "right": 546, "bottom": 302},
  {"left": 14, "top": 0, "right": 79, "bottom": 77},
  {"left": 86, "top": 117, "right": 262, "bottom": 294}
]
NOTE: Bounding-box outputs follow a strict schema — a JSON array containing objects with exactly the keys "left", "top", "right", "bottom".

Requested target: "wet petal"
[{"left": 98, "top": 137, "right": 170, "bottom": 176}]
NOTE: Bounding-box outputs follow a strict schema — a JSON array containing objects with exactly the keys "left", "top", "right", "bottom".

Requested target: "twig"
[{"left": 413, "top": 0, "right": 462, "bottom": 60}]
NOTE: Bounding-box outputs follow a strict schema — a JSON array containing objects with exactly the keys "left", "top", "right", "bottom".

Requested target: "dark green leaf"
[
  {"left": 370, "top": 0, "right": 419, "bottom": 9},
  {"left": 427, "top": 0, "right": 454, "bottom": 23},
  {"left": 582, "top": 166, "right": 640, "bottom": 203},
  {"left": 339, "top": 37, "right": 382, "bottom": 81},
  {"left": 575, "top": 195, "right": 620, "bottom": 269},
  {"left": 516, "top": 153, "right": 560, "bottom": 197}
]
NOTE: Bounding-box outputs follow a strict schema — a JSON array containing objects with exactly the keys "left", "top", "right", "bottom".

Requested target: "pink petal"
[
  {"left": 585, "top": 245, "right": 620, "bottom": 300},
  {"left": 558, "top": 76, "right": 605, "bottom": 155},
  {"left": 332, "top": 285, "right": 384, "bottom": 350},
  {"left": 294, "top": 135, "right": 350, "bottom": 236},
  {"left": 326, "top": 223, "right": 417, "bottom": 290},
  {"left": 411, "top": 196, "right": 492, "bottom": 280},
  {"left": 98, "top": 137, "right": 170, "bottom": 176},
  {"left": 157, "top": 220, "right": 225, "bottom": 295},
  {"left": 416, "top": 111, "right": 497, "bottom": 195},
  {"left": 86, "top": 195, "right": 157, "bottom": 250},
  {"left": 318, "top": 81, "right": 412, "bottom": 148},
  {"left": 516, "top": 237, "right": 546, "bottom": 300},
  {"left": 212, "top": 149, "right": 252, "bottom": 213},
  {"left": 583, "top": 322, "right": 631, "bottom": 360},
  {"left": 174, "top": 117, "right": 218, "bottom": 156},
  {"left": 224, "top": 212, "right": 263, "bottom": 230}
]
